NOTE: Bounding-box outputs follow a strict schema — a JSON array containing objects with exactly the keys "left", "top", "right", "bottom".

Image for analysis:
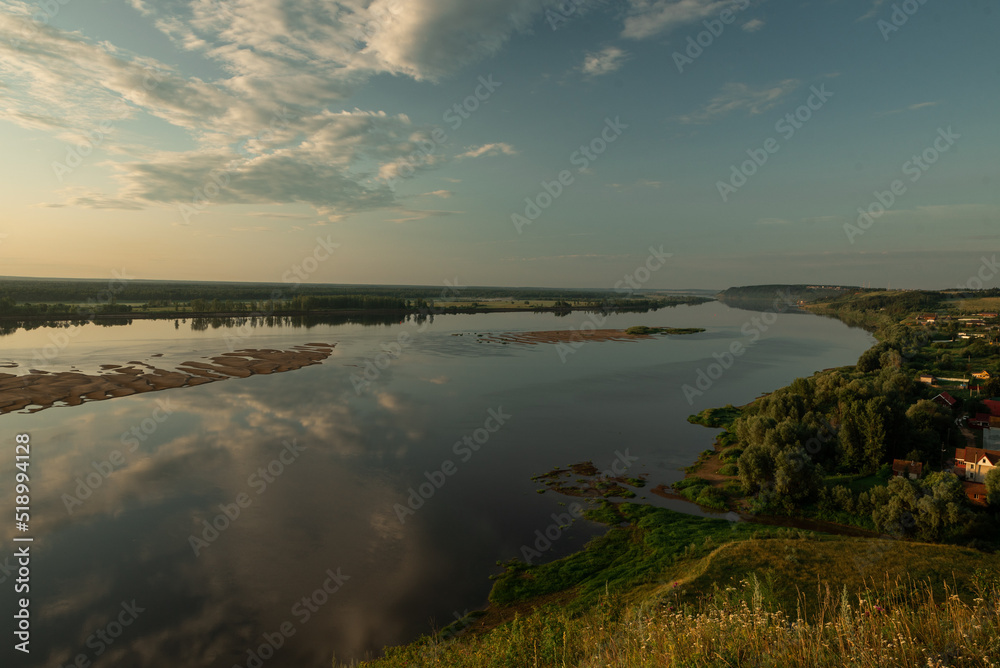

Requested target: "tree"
[
  {"left": 871, "top": 472, "right": 970, "bottom": 541},
  {"left": 986, "top": 467, "right": 1000, "bottom": 507},
  {"left": 838, "top": 400, "right": 865, "bottom": 471},
  {"left": 861, "top": 397, "right": 889, "bottom": 473}
]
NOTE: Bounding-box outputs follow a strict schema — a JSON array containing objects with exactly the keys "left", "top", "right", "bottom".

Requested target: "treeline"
[
  {"left": 729, "top": 366, "right": 983, "bottom": 542},
  {"left": 809, "top": 290, "right": 945, "bottom": 331},
  {"left": 0, "top": 295, "right": 132, "bottom": 316},
  {"left": 0, "top": 278, "right": 647, "bottom": 304},
  {"left": 719, "top": 284, "right": 865, "bottom": 302}
]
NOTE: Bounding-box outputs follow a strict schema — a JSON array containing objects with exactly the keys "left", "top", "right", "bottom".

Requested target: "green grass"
[
  {"left": 354, "top": 503, "right": 1000, "bottom": 668},
  {"left": 488, "top": 503, "right": 761, "bottom": 610},
  {"left": 687, "top": 404, "right": 744, "bottom": 429},
  {"left": 823, "top": 474, "right": 881, "bottom": 495}
]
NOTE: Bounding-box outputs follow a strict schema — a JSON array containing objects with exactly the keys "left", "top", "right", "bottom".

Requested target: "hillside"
[{"left": 349, "top": 503, "right": 1000, "bottom": 667}]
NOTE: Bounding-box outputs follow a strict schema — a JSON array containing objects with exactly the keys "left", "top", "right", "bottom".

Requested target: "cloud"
[
  {"left": 741, "top": 18, "right": 765, "bottom": 32},
  {"left": 607, "top": 179, "right": 663, "bottom": 190},
  {"left": 677, "top": 79, "right": 799, "bottom": 124},
  {"left": 421, "top": 189, "right": 454, "bottom": 198},
  {"left": 876, "top": 101, "right": 941, "bottom": 117},
  {"left": 858, "top": 0, "right": 888, "bottom": 22},
  {"left": 246, "top": 212, "right": 315, "bottom": 219},
  {"left": 581, "top": 46, "right": 628, "bottom": 77},
  {"left": 457, "top": 143, "right": 518, "bottom": 159},
  {"left": 384, "top": 208, "right": 462, "bottom": 224},
  {"left": 621, "top": 0, "right": 740, "bottom": 40}
]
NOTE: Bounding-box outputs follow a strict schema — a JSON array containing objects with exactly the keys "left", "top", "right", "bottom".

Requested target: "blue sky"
[{"left": 0, "top": 0, "right": 997, "bottom": 290}]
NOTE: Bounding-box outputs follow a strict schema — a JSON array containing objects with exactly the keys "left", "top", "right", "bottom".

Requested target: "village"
[{"left": 893, "top": 310, "right": 1000, "bottom": 506}]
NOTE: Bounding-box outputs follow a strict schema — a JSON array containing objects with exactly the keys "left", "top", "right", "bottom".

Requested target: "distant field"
[{"left": 952, "top": 297, "right": 1000, "bottom": 312}]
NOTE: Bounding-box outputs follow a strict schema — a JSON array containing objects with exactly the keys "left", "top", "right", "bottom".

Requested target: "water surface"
[{"left": 0, "top": 302, "right": 873, "bottom": 666}]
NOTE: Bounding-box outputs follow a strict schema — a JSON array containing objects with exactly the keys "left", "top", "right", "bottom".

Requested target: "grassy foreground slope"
[{"left": 350, "top": 503, "right": 1000, "bottom": 667}]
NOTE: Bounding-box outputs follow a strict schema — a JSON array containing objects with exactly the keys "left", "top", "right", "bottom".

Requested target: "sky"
[{"left": 0, "top": 0, "right": 997, "bottom": 291}]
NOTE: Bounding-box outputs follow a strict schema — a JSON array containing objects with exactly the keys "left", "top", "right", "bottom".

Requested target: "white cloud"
[
  {"left": 876, "top": 101, "right": 941, "bottom": 117},
  {"left": 0, "top": 0, "right": 776, "bottom": 220},
  {"left": 581, "top": 46, "right": 628, "bottom": 77},
  {"left": 741, "top": 18, "right": 765, "bottom": 32},
  {"left": 678, "top": 79, "right": 799, "bottom": 124},
  {"left": 421, "top": 190, "right": 454, "bottom": 198},
  {"left": 457, "top": 143, "right": 518, "bottom": 159},
  {"left": 621, "top": 0, "right": 739, "bottom": 40},
  {"left": 858, "top": 0, "right": 888, "bottom": 22}
]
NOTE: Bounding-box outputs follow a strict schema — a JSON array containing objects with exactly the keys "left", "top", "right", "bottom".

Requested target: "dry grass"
[{"left": 353, "top": 576, "right": 1000, "bottom": 668}]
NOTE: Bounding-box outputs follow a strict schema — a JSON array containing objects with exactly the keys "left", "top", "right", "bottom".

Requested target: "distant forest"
[
  {"left": 0, "top": 277, "right": 710, "bottom": 320},
  {"left": 0, "top": 278, "right": 632, "bottom": 303}
]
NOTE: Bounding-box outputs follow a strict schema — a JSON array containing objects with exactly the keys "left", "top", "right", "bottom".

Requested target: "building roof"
[
  {"left": 964, "top": 482, "right": 989, "bottom": 505},
  {"left": 891, "top": 459, "right": 923, "bottom": 477},
  {"left": 958, "top": 447, "right": 1000, "bottom": 466},
  {"left": 935, "top": 392, "right": 957, "bottom": 406},
  {"left": 984, "top": 399, "right": 1000, "bottom": 417},
  {"left": 955, "top": 447, "right": 966, "bottom": 461},
  {"left": 971, "top": 413, "right": 993, "bottom": 425}
]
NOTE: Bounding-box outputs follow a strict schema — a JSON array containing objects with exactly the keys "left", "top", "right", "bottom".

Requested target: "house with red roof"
[
  {"left": 954, "top": 447, "right": 1000, "bottom": 484},
  {"left": 970, "top": 413, "right": 992, "bottom": 429},
  {"left": 891, "top": 459, "right": 922, "bottom": 480},
  {"left": 984, "top": 399, "right": 1000, "bottom": 417},
  {"left": 933, "top": 392, "right": 957, "bottom": 409}
]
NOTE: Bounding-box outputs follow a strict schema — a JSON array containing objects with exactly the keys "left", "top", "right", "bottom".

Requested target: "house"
[
  {"left": 965, "top": 482, "right": 989, "bottom": 506},
  {"left": 973, "top": 370, "right": 992, "bottom": 380},
  {"left": 919, "top": 374, "right": 936, "bottom": 384},
  {"left": 892, "top": 459, "right": 923, "bottom": 479},
  {"left": 954, "top": 447, "right": 1000, "bottom": 483},
  {"left": 933, "top": 392, "right": 957, "bottom": 409},
  {"left": 984, "top": 399, "right": 1000, "bottom": 417},
  {"left": 917, "top": 314, "right": 938, "bottom": 324},
  {"left": 970, "top": 413, "right": 992, "bottom": 429}
]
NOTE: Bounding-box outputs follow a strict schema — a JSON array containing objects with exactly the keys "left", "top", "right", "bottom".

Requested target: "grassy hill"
[{"left": 347, "top": 503, "right": 1000, "bottom": 667}]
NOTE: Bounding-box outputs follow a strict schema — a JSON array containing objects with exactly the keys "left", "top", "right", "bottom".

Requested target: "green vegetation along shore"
[
  {"left": 0, "top": 277, "right": 711, "bottom": 325},
  {"left": 343, "top": 284, "right": 1000, "bottom": 667}
]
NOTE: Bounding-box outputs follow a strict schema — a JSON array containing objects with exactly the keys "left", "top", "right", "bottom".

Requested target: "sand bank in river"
[
  {"left": 471, "top": 329, "right": 652, "bottom": 345},
  {"left": 469, "top": 327, "right": 703, "bottom": 346},
  {"left": 0, "top": 342, "right": 335, "bottom": 415}
]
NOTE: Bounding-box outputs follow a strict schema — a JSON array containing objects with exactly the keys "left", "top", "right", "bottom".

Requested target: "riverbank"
[{"left": 349, "top": 287, "right": 1000, "bottom": 667}]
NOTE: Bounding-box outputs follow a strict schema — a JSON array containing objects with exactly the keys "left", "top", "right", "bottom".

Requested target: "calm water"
[{"left": 0, "top": 302, "right": 873, "bottom": 666}]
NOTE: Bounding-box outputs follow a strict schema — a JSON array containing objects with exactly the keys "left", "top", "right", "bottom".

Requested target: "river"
[{"left": 0, "top": 300, "right": 873, "bottom": 666}]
